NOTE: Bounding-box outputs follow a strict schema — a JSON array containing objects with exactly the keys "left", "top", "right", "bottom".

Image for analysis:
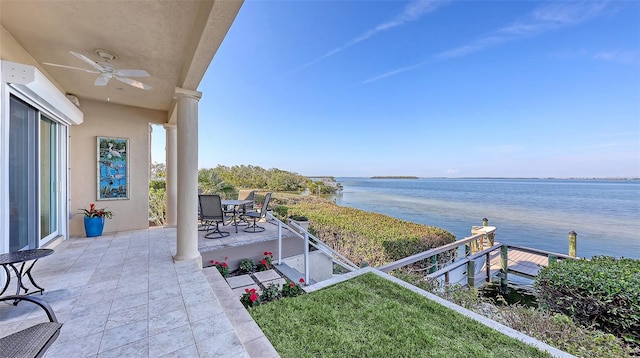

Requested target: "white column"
[
  {"left": 163, "top": 124, "right": 177, "bottom": 227},
  {"left": 173, "top": 88, "right": 202, "bottom": 266}
]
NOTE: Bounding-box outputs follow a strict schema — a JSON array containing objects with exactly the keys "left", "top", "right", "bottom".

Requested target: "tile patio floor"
[{"left": 0, "top": 223, "right": 284, "bottom": 358}]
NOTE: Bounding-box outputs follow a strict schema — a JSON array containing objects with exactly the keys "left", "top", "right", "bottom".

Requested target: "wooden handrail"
[
  {"left": 506, "top": 244, "right": 578, "bottom": 260},
  {"left": 377, "top": 227, "right": 496, "bottom": 273},
  {"left": 427, "top": 244, "right": 502, "bottom": 279}
]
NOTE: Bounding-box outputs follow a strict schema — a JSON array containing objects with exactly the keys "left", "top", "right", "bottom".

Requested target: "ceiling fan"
[{"left": 43, "top": 50, "right": 152, "bottom": 90}]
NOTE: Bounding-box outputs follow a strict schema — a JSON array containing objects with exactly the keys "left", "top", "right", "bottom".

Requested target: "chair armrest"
[{"left": 0, "top": 295, "right": 58, "bottom": 323}]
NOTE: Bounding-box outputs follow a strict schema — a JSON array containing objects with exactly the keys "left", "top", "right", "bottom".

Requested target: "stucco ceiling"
[{"left": 0, "top": 0, "right": 242, "bottom": 116}]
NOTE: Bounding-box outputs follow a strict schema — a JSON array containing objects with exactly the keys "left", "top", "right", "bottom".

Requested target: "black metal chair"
[
  {"left": 199, "top": 194, "right": 230, "bottom": 239},
  {"left": 224, "top": 189, "right": 255, "bottom": 226},
  {"left": 237, "top": 189, "right": 255, "bottom": 216},
  {"left": 243, "top": 192, "right": 272, "bottom": 233},
  {"left": 0, "top": 295, "right": 62, "bottom": 358}
]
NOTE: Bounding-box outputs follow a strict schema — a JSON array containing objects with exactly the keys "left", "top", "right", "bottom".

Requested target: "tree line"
[{"left": 149, "top": 163, "right": 341, "bottom": 225}]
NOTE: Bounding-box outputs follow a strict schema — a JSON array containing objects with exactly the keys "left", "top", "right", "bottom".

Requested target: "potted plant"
[
  {"left": 287, "top": 214, "right": 309, "bottom": 234},
  {"left": 80, "top": 203, "right": 113, "bottom": 237}
]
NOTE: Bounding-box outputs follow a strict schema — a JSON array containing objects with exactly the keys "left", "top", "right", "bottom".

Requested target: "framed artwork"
[{"left": 97, "top": 137, "right": 129, "bottom": 200}]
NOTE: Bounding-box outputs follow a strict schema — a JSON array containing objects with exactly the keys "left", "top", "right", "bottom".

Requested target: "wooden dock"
[
  {"left": 431, "top": 242, "right": 577, "bottom": 288},
  {"left": 489, "top": 246, "right": 550, "bottom": 278},
  {"left": 379, "top": 226, "right": 577, "bottom": 288}
]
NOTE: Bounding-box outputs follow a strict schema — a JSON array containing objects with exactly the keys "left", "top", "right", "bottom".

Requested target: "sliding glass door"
[
  {"left": 40, "top": 115, "right": 58, "bottom": 241},
  {"left": 8, "top": 95, "right": 62, "bottom": 251}
]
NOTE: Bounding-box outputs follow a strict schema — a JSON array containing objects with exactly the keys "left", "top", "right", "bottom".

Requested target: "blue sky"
[{"left": 151, "top": 0, "right": 640, "bottom": 178}]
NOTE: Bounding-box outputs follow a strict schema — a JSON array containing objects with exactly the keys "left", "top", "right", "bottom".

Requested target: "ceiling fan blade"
[
  {"left": 94, "top": 75, "right": 110, "bottom": 86},
  {"left": 114, "top": 75, "right": 152, "bottom": 90},
  {"left": 43, "top": 62, "right": 100, "bottom": 73},
  {"left": 70, "top": 51, "right": 103, "bottom": 71},
  {"left": 116, "top": 69, "right": 150, "bottom": 78}
]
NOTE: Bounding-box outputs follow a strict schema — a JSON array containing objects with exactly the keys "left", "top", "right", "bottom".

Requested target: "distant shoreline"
[
  {"left": 338, "top": 176, "right": 640, "bottom": 181},
  {"left": 371, "top": 176, "right": 419, "bottom": 179}
]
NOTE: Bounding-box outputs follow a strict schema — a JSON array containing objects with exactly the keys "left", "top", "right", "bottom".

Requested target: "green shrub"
[
  {"left": 394, "top": 269, "right": 635, "bottom": 357},
  {"left": 273, "top": 205, "right": 288, "bottom": 220},
  {"left": 281, "top": 278, "right": 305, "bottom": 298},
  {"left": 498, "top": 306, "right": 635, "bottom": 358},
  {"left": 288, "top": 214, "right": 308, "bottom": 221},
  {"left": 535, "top": 256, "right": 640, "bottom": 344},
  {"left": 148, "top": 187, "right": 166, "bottom": 226},
  {"left": 392, "top": 269, "right": 486, "bottom": 309},
  {"left": 260, "top": 283, "right": 281, "bottom": 303},
  {"left": 271, "top": 194, "right": 455, "bottom": 267},
  {"left": 239, "top": 258, "right": 254, "bottom": 274},
  {"left": 149, "top": 179, "right": 166, "bottom": 190}
]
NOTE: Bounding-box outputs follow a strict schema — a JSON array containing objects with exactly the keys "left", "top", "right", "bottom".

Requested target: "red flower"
[
  {"left": 250, "top": 293, "right": 258, "bottom": 302},
  {"left": 290, "top": 282, "right": 295, "bottom": 288},
  {"left": 214, "top": 261, "right": 219, "bottom": 265},
  {"left": 89, "top": 203, "right": 95, "bottom": 212},
  {"left": 245, "top": 288, "right": 250, "bottom": 293},
  {"left": 260, "top": 259, "right": 267, "bottom": 265},
  {"left": 263, "top": 251, "right": 269, "bottom": 256},
  {"left": 209, "top": 260, "right": 214, "bottom": 264},
  {"left": 224, "top": 256, "right": 228, "bottom": 261},
  {"left": 299, "top": 278, "right": 305, "bottom": 283},
  {"left": 222, "top": 262, "right": 228, "bottom": 267}
]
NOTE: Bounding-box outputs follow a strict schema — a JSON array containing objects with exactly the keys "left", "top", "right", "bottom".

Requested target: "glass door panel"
[
  {"left": 9, "top": 96, "right": 37, "bottom": 251},
  {"left": 40, "top": 115, "right": 57, "bottom": 239}
]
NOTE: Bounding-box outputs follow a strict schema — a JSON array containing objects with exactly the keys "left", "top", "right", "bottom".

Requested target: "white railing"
[
  {"left": 377, "top": 227, "right": 497, "bottom": 274},
  {"left": 267, "top": 212, "right": 359, "bottom": 284}
]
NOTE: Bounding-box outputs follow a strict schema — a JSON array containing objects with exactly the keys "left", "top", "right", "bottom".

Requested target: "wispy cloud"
[
  {"left": 363, "top": 0, "right": 611, "bottom": 84},
  {"left": 362, "top": 62, "right": 427, "bottom": 84},
  {"left": 297, "top": 0, "right": 447, "bottom": 71},
  {"left": 593, "top": 50, "right": 639, "bottom": 64}
]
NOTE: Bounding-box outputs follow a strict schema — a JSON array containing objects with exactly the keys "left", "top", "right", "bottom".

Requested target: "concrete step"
[{"left": 274, "top": 261, "right": 316, "bottom": 285}]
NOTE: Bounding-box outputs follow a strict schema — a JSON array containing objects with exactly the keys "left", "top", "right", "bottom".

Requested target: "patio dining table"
[
  {"left": 222, "top": 199, "right": 253, "bottom": 233},
  {"left": 0, "top": 248, "right": 54, "bottom": 299}
]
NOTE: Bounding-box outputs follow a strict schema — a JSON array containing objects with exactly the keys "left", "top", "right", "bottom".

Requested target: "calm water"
[{"left": 333, "top": 178, "right": 640, "bottom": 259}]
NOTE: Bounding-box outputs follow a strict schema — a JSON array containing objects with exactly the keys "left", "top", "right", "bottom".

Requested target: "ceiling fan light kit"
[
  {"left": 43, "top": 49, "right": 152, "bottom": 90},
  {"left": 94, "top": 49, "right": 117, "bottom": 61}
]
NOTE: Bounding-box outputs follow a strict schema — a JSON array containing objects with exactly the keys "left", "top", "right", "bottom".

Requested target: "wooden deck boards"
[
  {"left": 428, "top": 239, "right": 571, "bottom": 288},
  {"left": 488, "top": 246, "right": 549, "bottom": 278}
]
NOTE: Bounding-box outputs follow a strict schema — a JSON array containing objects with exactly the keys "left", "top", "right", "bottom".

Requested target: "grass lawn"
[{"left": 249, "top": 273, "right": 552, "bottom": 358}]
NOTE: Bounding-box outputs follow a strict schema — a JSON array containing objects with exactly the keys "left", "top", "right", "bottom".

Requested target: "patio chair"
[
  {"left": 232, "top": 189, "right": 256, "bottom": 224},
  {"left": 197, "top": 188, "right": 207, "bottom": 231},
  {"left": 243, "top": 192, "right": 272, "bottom": 233},
  {"left": 237, "top": 189, "right": 255, "bottom": 213},
  {"left": 199, "top": 194, "right": 230, "bottom": 239},
  {"left": 0, "top": 295, "right": 62, "bottom": 358}
]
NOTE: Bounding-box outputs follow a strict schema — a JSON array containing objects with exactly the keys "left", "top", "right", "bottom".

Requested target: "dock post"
[
  {"left": 568, "top": 231, "right": 577, "bottom": 257},
  {"left": 485, "top": 252, "right": 491, "bottom": 282},
  {"left": 483, "top": 218, "right": 495, "bottom": 246},
  {"left": 429, "top": 255, "right": 437, "bottom": 274},
  {"left": 500, "top": 245, "right": 508, "bottom": 293},
  {"left": 467, "top": 260, "right": 475, "bottom": 288}
]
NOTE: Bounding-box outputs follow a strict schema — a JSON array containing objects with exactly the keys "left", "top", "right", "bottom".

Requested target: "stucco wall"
[
  {"left": 0, "top": 25, "right": 65, "bottom": 92},
  {"left": 69, "top": 99, "right": 166, "bottom": 236}
]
